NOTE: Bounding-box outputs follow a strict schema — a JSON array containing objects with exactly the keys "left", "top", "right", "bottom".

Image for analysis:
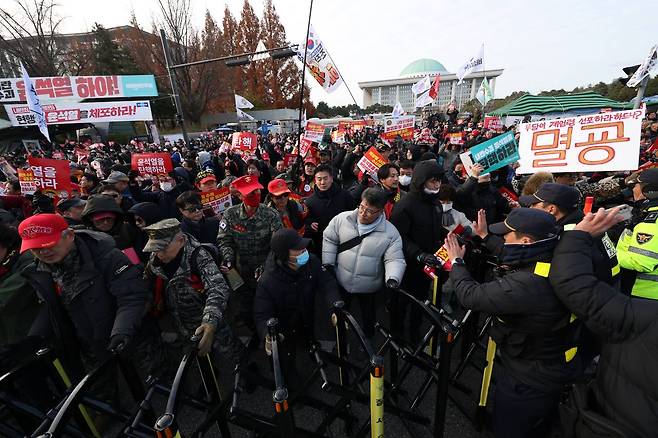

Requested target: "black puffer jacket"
[
  {"left": 550, "top": 231, "right": 658, "bottom": 438},
  {"left": 253, "top": 252, "right": 340, "bottom": 340},
  {"left": 450, "top": 240, "right": 581, "bottom": 393},
  {"left": 24, "top": 231, "right": 148, "bottom": 367},
  {"left": 304, "top": 183, "right": 355, "bottom": 253},
  {"left": 390, "top": 160, "right": 448, "bottom": 292}
]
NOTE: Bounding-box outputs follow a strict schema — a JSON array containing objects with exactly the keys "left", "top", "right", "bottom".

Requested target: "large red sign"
[
  {"left": 131, "top": 153, "right": 173, "bottom": 176},
  {"left": 27, "top": 157, "right": 71, "bottom": 198},
  {"left": 231, "top": 132, "right": 258, "bottom": 152}
]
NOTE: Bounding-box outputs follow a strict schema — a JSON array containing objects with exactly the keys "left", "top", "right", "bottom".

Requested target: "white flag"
[
  {"left": 392, "top": 102, "right": 404, "bottom": 117},
  {"left": 476, "top": 77, "right": 494, "bottom": 106},
  {"left": 456, "top": 44, "right": 485, "bottom": 84},
  {"left": 627, "top": 44, "right": 658, "bottom": 88},
  {"left": 237, "top": 108, "right": 255, "bottom": 121},
  {"left": 235, "top": 94, "right": 254, "bottom": 109},
  {"left": 19, "top": 62, "right": 50, "bottom": 142},
  {"left": 252, "top": 40, "right": 270, "bottom": 62},
  {"left": 415, "top": 89, "right": 434, "bottom": 108},
  {"left": 297, "top": 25, "right": 343, "bottom": 94},
  {"left": 411, "top": 76, "right": 431, "bottom": 95}
]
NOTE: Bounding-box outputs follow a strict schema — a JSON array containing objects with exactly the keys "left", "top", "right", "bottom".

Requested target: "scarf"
[{"left": 357, "top": 213, "right": 383, "bottom": 236}]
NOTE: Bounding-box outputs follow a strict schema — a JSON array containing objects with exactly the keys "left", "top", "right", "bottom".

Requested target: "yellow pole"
[
  {"left": 52, "top": 358, "right": 101, "bottom": 438},
  {"left": 370, "top": 358, "right": 384, "bottom": 438}
]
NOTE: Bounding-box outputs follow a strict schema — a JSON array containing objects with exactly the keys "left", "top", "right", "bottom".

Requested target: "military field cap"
[{"left": 143, "top": 218, "right": 181, "bottom": 252}]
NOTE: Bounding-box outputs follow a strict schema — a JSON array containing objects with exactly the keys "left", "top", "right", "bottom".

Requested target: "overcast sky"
[{"left": 45, "top": 0, "right": 657, "bottom": 106}]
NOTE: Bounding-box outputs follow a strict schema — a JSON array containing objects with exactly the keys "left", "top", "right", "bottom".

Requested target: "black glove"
[
  {"left": 322, "top": 264, "right": 336, "bottom": 277},
  {"left": 108, "top": 334, "right": 131, "bottom": 352},
  {"left": 418, "top": 253, "right": 442, "bottom": 268},
  {"left": 386, "top": 279, "right": 399, "bottom": 289}
]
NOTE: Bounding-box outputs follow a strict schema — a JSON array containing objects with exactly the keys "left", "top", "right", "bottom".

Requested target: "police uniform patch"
[
  {"left": 219, "top": 220, "right": 227, "bottom": 230},
  {"left": 637, "top": 232, "right": 653, "bottom": 244},
  {"left": 644, "top": 212, "right": 658, "bottom": 223}
]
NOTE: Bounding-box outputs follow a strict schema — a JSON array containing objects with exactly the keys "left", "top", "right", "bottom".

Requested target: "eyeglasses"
[
  {"left": 183, "top": 205, "right": 203, "bottom": 213},
  {"left": 358, "top": 204, "right": 382, "bottom": 216},
  {"left": 272, "top": 193, "right": 290, "bottom": 200}
]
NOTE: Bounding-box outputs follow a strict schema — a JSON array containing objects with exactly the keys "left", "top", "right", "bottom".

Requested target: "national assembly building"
[{"left": 358, "top": 58, "right": 503, "bottom": 113}]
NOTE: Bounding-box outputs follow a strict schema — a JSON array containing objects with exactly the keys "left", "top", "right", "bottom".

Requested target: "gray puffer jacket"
[{"left": 322, "top": 209, "right": 405, "bottom": 293}]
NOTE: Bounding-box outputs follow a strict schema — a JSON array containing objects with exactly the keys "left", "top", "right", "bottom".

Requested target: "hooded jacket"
[{"left": 81, "top": 195, "right": 140, "bottom": 251}]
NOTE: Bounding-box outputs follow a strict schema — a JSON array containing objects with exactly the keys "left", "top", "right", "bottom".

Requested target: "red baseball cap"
[
  {"left": 303, "top": 157, "right": 317, "bottom": 166},
  {"left": 18, "top": 214, "right": 69, "bottom": 253},
  {"left": 231, "top": 175, "right": 263, "bottom": 196},
  {"left": 268, "top": 178, "right": 291, "bottom": 196}
]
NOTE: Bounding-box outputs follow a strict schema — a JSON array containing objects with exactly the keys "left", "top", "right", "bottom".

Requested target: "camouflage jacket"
[
  {"left": 145, "top": 234, "right": 228, "bottom": 335},
  {"left": 216, "top": 204, "right": 283, "bottom": 274}
]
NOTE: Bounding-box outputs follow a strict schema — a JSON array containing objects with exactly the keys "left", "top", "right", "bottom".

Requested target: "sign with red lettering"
[
  {"left": 4, "top": 100, "right": 153, "bottom": 126},
  {"left": 200, "top": 187, "right": 232, "bottom": 215},
  {"left": 448, "top": 132, "right": 464, "bottom": 145},
  {"left": 303, "top": 121, "right": 325, "bottom": 143},
  {"left": 18, "top": 168, "right": 37, "bottom": 195},
  {"left": 517, "top": 108, "right": 645, "bottom": 174},
  {"left": 0, "top": 75, "right": 158, "bottom": 103},
  {"left": 338, "top": 120, "right": 366, "bottom": 132},
  {"left": 26, "top": 157, "right": 71, "bottom": 198},
  {"left": 231, "top": 132, "right": 258, "bottom": 152},
  {"left": 300, "top": 138, "right": 314, "bottom": 157},
  {"left": 357, "top": 147, "right": 389, "bottom": 180},
  {"left": 131, "top": 153, "right": 173, "bottom": 176},
  {"left": 381, "top": 115, "right": 415, "bottom": 141}
]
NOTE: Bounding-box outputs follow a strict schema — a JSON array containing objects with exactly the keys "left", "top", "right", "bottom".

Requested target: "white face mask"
[
  {"left": 424, "top": 187, "right": 440, "bottom": 195},
  {"left": 442, "top": 202, "right": 453, "bottom": 211},
  {"left": 160, "top": 181, "right": 174, "bottom": 192},
  {"left": 399, "top": 175, "right": 412, "bottom": 186}
]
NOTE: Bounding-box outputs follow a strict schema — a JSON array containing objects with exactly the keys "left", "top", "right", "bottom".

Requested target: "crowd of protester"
[{"left": 1, "top": 106, "right": 658, "bottom": 438}]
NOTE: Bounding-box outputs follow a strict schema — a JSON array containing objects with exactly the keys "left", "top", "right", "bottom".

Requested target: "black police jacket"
[
  {"left": 253, "top": 252, "right": 340, "bottom": 341},
  {"left": 450, "top": 254, "right": 581, "bottom": 393},
  {"left": 24, "top": 231, "right": 148, "bottom": 365},
  {"left": 550, "top": 231, "right": 658, "bottom": 438}
]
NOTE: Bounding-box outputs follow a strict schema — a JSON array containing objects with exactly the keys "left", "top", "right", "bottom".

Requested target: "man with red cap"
[
  {"left": 217, "top": 175, "right": 282, "bottom": 346},
  {"left": 19, "top": 213, "right": 148, "bottom": 374},
  {"left": 195, "top": 170, "right": 218, "bottom": 193},
  {"left": 266, "top": 178, "right": 308, "bottom": 236}
]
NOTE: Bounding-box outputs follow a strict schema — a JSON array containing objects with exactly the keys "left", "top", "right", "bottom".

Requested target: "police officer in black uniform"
[{"left": 445, "top": 208, "right": 581, "bottom": 438}]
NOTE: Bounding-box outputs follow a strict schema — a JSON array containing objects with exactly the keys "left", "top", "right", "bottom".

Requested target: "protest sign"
[
  {"left": 448, "top": 132, "right": 464, "bottom": 145},
  {"left": 231, "top": 132, "right": 258, "bottom": 152},
  {"left": 18, "top": 168, "right": 37, "bottom": 195},
  {"left": 131, "top": 153, "right": 173, "bottom": 176},
  {"left": 0, "top": 74, "right": 158, "bottom": 103},
  {"left": 331, "top": 129, "right": 346, "bottom": 144},
  {"left": 300, "top": 137, "right": 314, "bottom": 157},
  {"left": 200, "top": 187, "right": 233, "bottom": 215},
  {"left": 338, "top": 120, "right": 367, "bottom": 132},
  {"left": 27, "top": 156, "right": 71, "bottom": 198},
  {"left": 22, "top": 139, "right": 43, "bottom": 156},
  {"left": 357, "top": 147, "right": 388, "bottom": 180},
  {"left": 297, "top": 25, "right": 343, "bottom": 94},
  {"left": 516, "top": 108, "right": 645, "bottom": 174},
  {"left": 381, "top": 115, "right": 415, "bottom": 142},
  {"left": 483, "top": 116, "right": 503, "bottom": 130},
  {"left": 283, "top": 154, "right": 298, "bottom": 167},
  {"left": 5, "top": 100, "right": 153, "bottom": 126},
  {"left": 304, "top": 121, "right": 325, "bottom": 142},
  {"left": 460, "top": 131, "right": 519, "bottom": 176}
]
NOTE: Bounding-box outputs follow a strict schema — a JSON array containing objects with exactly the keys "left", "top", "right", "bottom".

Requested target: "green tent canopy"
[{"left": 489, "top": 91, "right": 633, "bottom": 116}]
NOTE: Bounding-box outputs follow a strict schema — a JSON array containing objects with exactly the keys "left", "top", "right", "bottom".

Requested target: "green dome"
[{"left": 400, "top": 58, "right": 448, "bottom": 77}]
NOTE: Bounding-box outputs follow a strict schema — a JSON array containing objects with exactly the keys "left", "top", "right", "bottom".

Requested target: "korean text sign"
[
  {"left": 357, "top": 147, "right": 389, "bottom": 180},
  {"left": 460, "top": 131, "right": 519, "bottom": 176},
  {"left": 27, "top": 157, "right": 71, "bottom": 198},
  {"left": 4, "top": 100, "right": 153, "bottom": 126},
  {"left": 303, "top": 121, "right": 325, "bottom": 143},
  {"left": 131, "top": 153, "right": 173, "bottom": 176},
  {"left": 0, "top": 75, "right": 158, "bottom": 103},
  {"left": 516, "top": 108, "right": 645, "bottom": 174},
  {"left": 231, "top": 132, "right": 258, "bottom": 152},
  {"left": 18, "top": 169, "right": 37, "bottom": 195},
  {"left": 200, "top": 187, "right": 233, "bottom": 215},
  {"left": 382, "top": 115, "right": 415, "bottom": 141}
]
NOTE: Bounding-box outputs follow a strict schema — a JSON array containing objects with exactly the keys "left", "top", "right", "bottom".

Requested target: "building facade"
[{"left": 358, "top": 58, "right": 503, "bottom": 113}]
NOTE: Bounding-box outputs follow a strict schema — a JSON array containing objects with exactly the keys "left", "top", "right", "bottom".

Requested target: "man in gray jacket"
[{"left": 322, "top": 188, "right": 406, "bottom": 338}]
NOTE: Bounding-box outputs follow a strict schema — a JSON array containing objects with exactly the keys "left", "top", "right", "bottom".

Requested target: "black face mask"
[{"left": 500, "top": 236, "right": 558, "bottom": 265}]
